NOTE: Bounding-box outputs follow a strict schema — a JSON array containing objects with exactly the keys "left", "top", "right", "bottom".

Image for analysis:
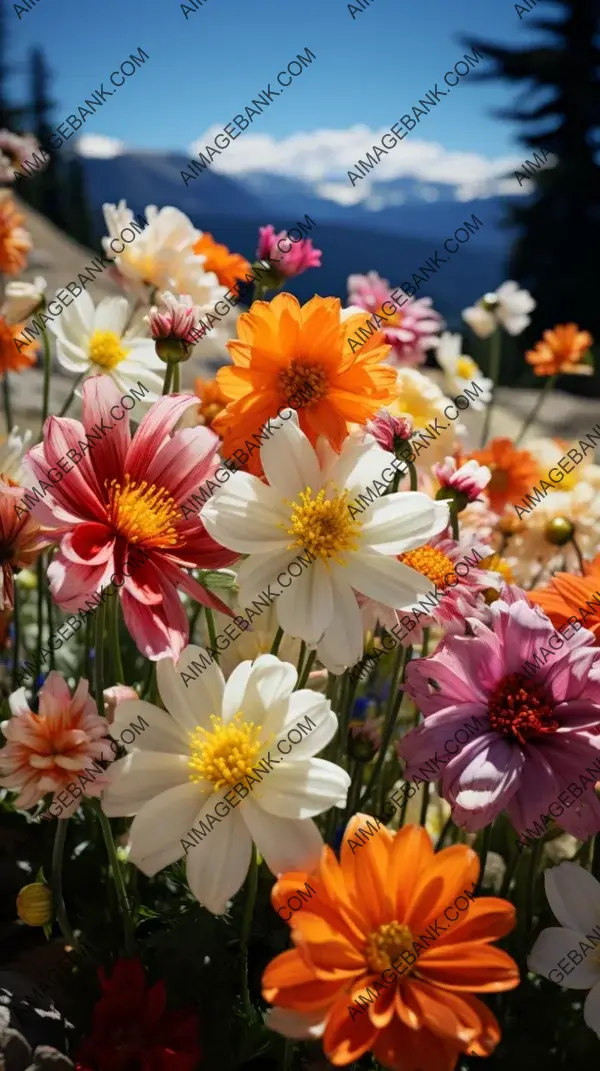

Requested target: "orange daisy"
[
  {"left": 0, "top": 194, "right": 31, "bottom": 276},
  {"left": 263, "top": 819, "right": 518, "bottom": 1071},
  {"left": 525, "top": 323, "right": 593, "bottom": 377},
  {"left": 529, "top": 551, "right": 600, "bottom": 644},
  {"left": 213, "top": 294, "right": 398, "bottom": 475},
  {"left": 193, "top": 232, "right": 251, "bottom": 291},
  {"left": 0, "top": 315, "right": 37, "bottom": 373},
  {"left": 193, "top": 376, "right": 228, "bottom": 429},
  {"left": 470, "top": 438, "right": 540, "bottom": 514}
]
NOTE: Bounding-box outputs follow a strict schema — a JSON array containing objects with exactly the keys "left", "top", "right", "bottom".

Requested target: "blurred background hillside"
[{"left": 4, "top": 0, "right": 600, "bottom": 395}]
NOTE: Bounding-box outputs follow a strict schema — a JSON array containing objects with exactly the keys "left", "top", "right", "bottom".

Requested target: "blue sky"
[{"left": 9, "top": 0, "right": 551, "bottom": 194}]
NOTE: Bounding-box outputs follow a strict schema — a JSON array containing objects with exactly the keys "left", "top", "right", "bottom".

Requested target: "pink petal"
[
  {"left": 125, "top": 393, "right": 200, "bottom": 482},
  {"left": 81, "top": 375, "right": 132, "bottom": 487}
]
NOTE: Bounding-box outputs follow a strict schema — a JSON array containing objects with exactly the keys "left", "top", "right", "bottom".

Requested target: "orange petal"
[
  {"left": 387, "top": 824, "right": 435, "bottom": 921},
  {"left": 340, "top": 813, "right": 393, "bottom": 930},
  {"left": 418, "top": 942, "right": 520, "bottom": 992},
  {"left": 406, "top": 844, "right": 479, "bottom": 934},
  {"left": 323, "top": 987, "right": 379, "bottom": 1065}
]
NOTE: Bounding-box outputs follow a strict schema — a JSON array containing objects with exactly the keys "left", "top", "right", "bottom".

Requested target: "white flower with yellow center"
[
  {"left": 48, "top": 292, "right": 164, "bottom": 404},
  {"left": 435, "top": 332, "right": 492, "bottom": 410},
  {"left": 201, "top": 413, "right": 449, "bottom": 670},
  {"left": 102, "top": 647, "right": 349, "bottom": 915},
  {"left": 387, "top": 367, "right": 466, "bottom": 463}
]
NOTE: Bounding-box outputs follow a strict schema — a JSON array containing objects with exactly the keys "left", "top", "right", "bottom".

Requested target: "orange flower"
[
  {"left": 193, "top": 232, "right": 251, "bottom": 290},
  {"left": 213, "top": 294, "right": 398, "bottom": 475},
  {"left": 0, "top": 315, "right": 37, "bottom": 373},
  {"left": 469, "top": 438, "right": 540, "bottom": 514},
  {"left": 0, "top": 194, "right": 31, "bottom": 275},
  {"left": 0, "top": 482, "right": 46, "bottom": 611},
  {"left": 529, "top": 552, "right": 600, "bottom": 644},
  {"left": 194, "top": 376, "right": 228, "bottom": 429},
  {"left": 263, "top": 820, "right": 518, "bottom": 1071},
  {"left": 525, "top": 323, "right": 593, "bottom": 377}
]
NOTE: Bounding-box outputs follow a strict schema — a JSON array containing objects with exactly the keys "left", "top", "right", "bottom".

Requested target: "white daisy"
[
  {"left": 528, "top": 861, "right": 600, "bottom": 1038},
  {"left": 462, "top": 281, "right": 536, "bottom": 339},
  {"left": 47, "top": 292, "right": 164, "bottom": 404},
  {"left": 201, "top": 413, "right": 449, "bottom": 670},
  {"left": 0, "top": 425, "right": 32, "bottom": 482},
  {"left": 435, "top": 332, "right": 492, "bottom": 410},
  {"left": 102, "top": 648, "right": 349, "bottom": 915},
  {"left": 2, "top": 276, "right": 47, "bottom": 323}
]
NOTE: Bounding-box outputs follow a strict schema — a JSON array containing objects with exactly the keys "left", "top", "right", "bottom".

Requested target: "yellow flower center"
[
  {"left": 285, "top": 487, "right": 361, "bottom": 564},
  {"left": 377, "top": 304, "right": 402, "bottom": 327},
  {"left": 480, "top": 554, "right": 514, "bottom": 583},
  {"left": 279, "top": 359, "right": 328, "bottom": 408},
  {"left": 88, "top": 330, "right": 129, "bottom": 370},
  {"left": 366, "top": 921, "right": 415, "bottom": 974},
  {"left": 188, "top": 712, "right": 263, "bottom": 787},
  {"left": 398, "top": 544, "right": 456, "bottom": 588},
  {"left": 456, "top": 356, "right": 478, "bottom": 379},
  {"left": 105, "top": 475, "right": 182, "bottom": 548}
]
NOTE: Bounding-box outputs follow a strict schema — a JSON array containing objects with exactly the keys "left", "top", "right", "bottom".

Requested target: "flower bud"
[
  {"left": 145, "top": 291, "right": 204, "bottom": 362},
  {"left": 545, "top": 517, "right": 575, "bottom": 546},
  {"left": 2, "top": 277, "right": 47, "bottom": 323},
  {"left": 366, "top": 410, "right": 413, "bottom": 453},
  {"left": 17, "top": 882, "right": 52, "bottom": 926},
  {"left": 433, "top": 457, "right": 490, "bottom": 508}
]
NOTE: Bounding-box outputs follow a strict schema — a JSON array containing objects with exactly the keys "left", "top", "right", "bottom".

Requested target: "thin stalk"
[
  {"left": 500, "top": 847, "right": 522, "bottom": 899},
  {"left": 515, "top": 374, "right": 557, "bottom": 447},
  {"left": 343, "top": 760, "right": 363, "bottom": 825},
  {"left": 282, "top": 1040, "right": 294, "bottom": 1071},
  {"left": 95, "top": 803, "right": 136, "bottom": 956},
  {"left": 360, "top": 645, "right": 411, "bottom": 811},
  {"left": 58, "top": 372, "right": 86, "bottom": 418},
  {"left": 46, "top": 552, "right": 56, "bottom": 672},
  {"left": 270, "top": 626, "right": 284, "bottom": 656},
  {"left": 592, "top": 832, "right": 600, "bottom": 883},
  {"left": 450, "top": 506, "right": 459, "bottom": 541},
  {"left": 480, "top": 328, "right": 502, "bottom": 447},
  {"left": 295, "top": 640, "right": 307, "bottom": 681},
  {"left": 161, "top": 363, "right": 174, "bottom": 395},
  {"left": 435, "top": 814, "right": 453, "bottom": 851},
  {"left": 40, "top": 320, "right": 52, "bottom": 440},
  {"left": 35, "top": 557, "right": 44, "bottom": 697},
  {"left": 571, "top": 537, "right": 586, "bottom": 576},
  {"left": 418, "top": 783, "right": 430, "bottom": 828},
  {"left": 2, "top": 372, "right": 13, "bottom": 431},
  {"left": 297, "top": 649, "right": 316, "bottom": 690},
  {"left": 109, "top": 594, "right": 125, "bottom": 684},
  {"left": 93, "top": 600, "right": 107, "bottom": 710},
  {"left": 205, "top": 607, "right": 219, "bottom": 663},
  {"left": 172, "top": 362, "right": 180, "bottom": 392},
  {"left": 408, "top": 460, "right": 418, "bottom": 491},
  {"left": 421, "top": 628, "right": 430, "bottom": 659},
  {"left": 189, "top": 603, "right": 203, "bottom": 644},
  {"left": 51, "top": 819, "right": 82, "bottom": 955},
  {"left": 475, "top": 822, "right": 494, "bottom": 893},
  {"left": 11, "top": 581, "right": 21, "bottom": 690},
  {"left": 240, "top": 845, "right": 259, "bottom": 1020},
  {"left": 525, "top": 838, "right": 543, "bottom": 935}
]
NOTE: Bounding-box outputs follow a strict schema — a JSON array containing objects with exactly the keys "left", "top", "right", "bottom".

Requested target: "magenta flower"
[
  {"left": 399, "top": 592, "right": 600, "bottom": 837},
  {"left": 347, "top": 271, "right": 444, "bottom": 367},
  {"left": 366, "top": 409, "right": 412, "bottom": 452},
  {"left": 256, "top": 224, "right": 321, "bottom": 278},
  {"left": 433, "top": 456, "right": 491, "bottom": 504}
]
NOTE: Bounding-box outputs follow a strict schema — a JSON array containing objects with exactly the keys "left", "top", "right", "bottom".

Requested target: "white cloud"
[
  {"left": 76, "top": 134, "right": 126, "bottom": 158},
  {"left": 186, "top": 126, "right": 529, "bottom": 201}
]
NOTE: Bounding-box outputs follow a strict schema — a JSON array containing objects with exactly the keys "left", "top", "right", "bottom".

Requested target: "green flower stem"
[
  {"left": 93, "top": 600, "right": 106, "bottom": 711},
  {"left": 95, "top": 803, "right": 136, "bottom": 956},
  {"left": 475, "top": 821, "right": 494, "bottom": 893},
  {"left": 109, "top": 594, "right": 126, "bottom": 684},
  {"left": 240, "top": 844, "right": 259, "bottom": 1020},
  {"left": 172, "top": 362, "right": 180, "bottom": 392},
  {"left": 35, "top": 557, "right": 44, "bottom": 697},
  {"left": 58, "top": 372, "right": 86, "bottom": 418},
  {"left": 51, "top": 818, "right": 83, "bottom": 955},
  {"left": 296, "top": 649, "right": 316, "bottom": 690},
  {"left": 161, "top": 363, "right": 174, "bottom": 395},
  {"left": 500, "top": 845, "right": 522, "bottom": 899},
  {"left": 40, "top": 320, "right": 52, "bottom": 440},
  {"left": 525, "top": 838, "right": 543, "bottom": 936},
  {"left": 515, "top": 374, "right": 557, "bottom": 447},
  {"left": 46, "top": 551, "right": 56, "bottom": 672},
  {"left": 360, "top": 645, "right": 411, "bottom": 812},
  {"left": 571, "top": 537, "right": 586, "bottom": 576},
  {"left": 435, "top": 814, "right": 453, "bottom": 851},
  {"left": 2, "top": 371, "right": 13, "bottom": 431},
  {"left": 189, "top": 603, "right": 204, "bottom": 644},
  {"left": 480, "top": 328, "right": 502, "bottom": 447},
  {"left": 295, "top": 640, "right": 307, "bottom": 681},
  {"left": 450, "top": 506, "right": 459, "bottom": 542},
  {"left": 205, "top": 607, "right": 219, "bottom": 663},
  {"left": 418, "top": 782, "right": 430, "bottom": 828},
  {"left": 11, "top": 581, "right": 21, "bottom": 691},
  {"left": 270, "top": 626, "right": 284, "bottom": 656}
]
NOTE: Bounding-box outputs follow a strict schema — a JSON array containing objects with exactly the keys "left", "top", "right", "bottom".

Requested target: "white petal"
[
  {"left": 258, "top": 757, "right": 351, "bottom": 818},
  {"left": 317, "top": 574, "right": 364, "bottom": 669},
  {"left": 186, "top": 807, "right": 252, "bottom": 914},
  {"left": 93, "top": 296, "right": 130, "bottom": 336},
  {"left": 261, "top": 417, "right": 322, "bottom": 498},
  {"left": 338, "top": 442, "right": 396, "bottom": 503},
  {"left": 111, "top": 700, "right": 189, "bottom": 754},
  {"left": 244, "top": 655, "right": 297, "bottom": 728},
  {"left": 221, "top": 660, "right": 254, "bottom": 722},
  {"left": 237, "top": 549, "right": 297, "bottom": 606},
  {"left": 270, "top": 691, "right": 337, "bottom": 759},
  {"left": 359, "top": 493, "right": 449, "bottom": 554},
  {"left": 343, "top": 551, "right": 435, "bottom": 609},
  {"left": 201, "top": 473, "right": 290, "bottom": 553},
  {"left": 128, "top": 782, "right": 209, "bottom": 876},
  {"left": 527, "top": 927, "right": 600, "bottom": 989},
  {"left": 545, "top": 861, "right": 600, "bottom": 933},
  {"left": 158, "top": 646, "right": 225, "bottom": 734},
  {"left": 462, "top": 305, "right": 495, "bottom": 339},
  {"left": 276, "top": 557, "right": 333, "bottom": 644},
  {"left": 242, "top": 799, "right": 323, "bottom": 874},
  {"left": 101, "top": 751, "right": 191, "bottom": 817},
  {"left": 584, "top": 980, "right": 600, "bottom": 1037},
  {"left": 265, "top": 1007, "right": 325, "bottom": 1040}
]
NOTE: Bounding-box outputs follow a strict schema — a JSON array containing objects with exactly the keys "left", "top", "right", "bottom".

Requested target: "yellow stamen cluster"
[
  {"left": 365, "top": 921, "right": 415, "bottom": 974},
  {"left": 398, "top": 544, "right": 456, "bottom": 588},
  {"left": 279, "top": 359, "right": 328, "bottom": 406},
  {"left": 377, "top": 304, "right": 402, "bottom": 327},
  {"left": 285, "top": 486, "right": 361, "bottom": 564},
  {"left": 88, "top": 330, "right": 129, "bottom": 370},
  {"left": 188, "top": 712, "right": 262, "bottom": 787},
  {"left": 455, "top": 356, "right": 478, "bottom": 380},
  {"left": 105, "top": 475, "right": 182, "bottom": 548}
]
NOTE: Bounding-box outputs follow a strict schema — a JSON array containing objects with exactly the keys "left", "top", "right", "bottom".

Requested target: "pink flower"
[
  {"left": 145, "top": 291, "right": 201, "bottom": 346},
  {"left": 347, "top": 271, "right": 444, "bottom": 367},
  {"left": 103, "top": 684, "right": 139, "bottom": 725},
  {"left": 0, "top": 672, "right": 114, "bottom": 813},
  {"left": 256, "top": 224, "right": 321, "bottom": 278},
  {"left": 399, "top": 593, "right": 600, "bottom": 838},
  {"left": 366, "top": 409, "right": 412, "bottom": 451},
  {"left": 0, "top": 481, "right": 46, "bottom": 611},
  {"left": 433, "top": 456, "right": 491, "bottom": 504},
  {"left": 26, "top": 376, "right": 236, "bottom": 661}
]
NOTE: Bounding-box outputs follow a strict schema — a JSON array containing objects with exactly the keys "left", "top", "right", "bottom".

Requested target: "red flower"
[{"left": 75, "top": 958, "right": 201, "bottom": 1071}]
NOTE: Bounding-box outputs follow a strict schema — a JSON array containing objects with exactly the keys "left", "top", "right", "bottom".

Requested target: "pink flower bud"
[
  {"left": 145, "top": 291, "right": 201, "bottom": 345},
  {"left": 432, "top": 457, "right": 491, "bottom": 503},
  {"left": 103, "top": 684, "right": 139, "bottom": 725},
  {"left": 366, "top": 410, "right": 413, "bottom": 452},
  {"left": 256, "top": 224, "right": 322, "bottom": 279}
]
